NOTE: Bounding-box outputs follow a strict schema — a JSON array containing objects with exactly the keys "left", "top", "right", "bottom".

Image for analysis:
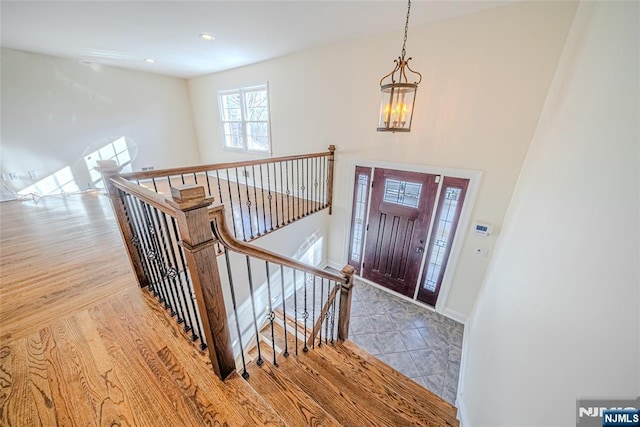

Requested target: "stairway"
[{"left": 241, "top": 318, "right": 460, "bottom": 426}]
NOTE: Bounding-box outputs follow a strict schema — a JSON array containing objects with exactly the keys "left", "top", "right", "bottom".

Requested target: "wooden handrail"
[
  {"left": 120, "top": 150, "right": 333, "bottom": 181},
  {"left": 109, "top": 176, "right": 177, "bottom": 217},
  {"left": 208, "top": 204, "right": 343, "bottom": 283}
]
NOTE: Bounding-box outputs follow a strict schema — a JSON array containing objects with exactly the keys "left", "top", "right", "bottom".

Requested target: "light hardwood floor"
[{"left": 0, "top": 193, "right": 286, "bottom": 425}]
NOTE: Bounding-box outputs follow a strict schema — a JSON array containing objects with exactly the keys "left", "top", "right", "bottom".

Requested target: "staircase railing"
[
  {"left": 97, "top": 149, "right": 354, "bottom": 381},
  {"left": 118, "top": 146, "right": 336, "bottom": 242},
  {"left": 209, "top": 204, "right": 355, "bottom": 378}
]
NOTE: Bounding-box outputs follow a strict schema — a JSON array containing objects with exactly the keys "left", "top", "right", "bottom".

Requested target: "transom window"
[{"left": 217, "top": 84, "right": 271, "bottom": 153}]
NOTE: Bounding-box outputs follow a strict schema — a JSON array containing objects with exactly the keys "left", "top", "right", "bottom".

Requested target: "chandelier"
[{"left": 377, "top": 0, "right": 422, "bottom": 132}]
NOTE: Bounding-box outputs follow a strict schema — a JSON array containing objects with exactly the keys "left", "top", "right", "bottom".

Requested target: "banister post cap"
[
  {"left": 328, "top": 145, "right": 336, "bottom": 153},
  {"left": 167, "top": 185, "right": 214, "bottom": 211}
]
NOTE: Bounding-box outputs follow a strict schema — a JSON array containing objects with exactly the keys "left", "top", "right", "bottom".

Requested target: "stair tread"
[
  {"left": 246, "top": 359, "right": 342, "bottom": 427},
  {"left": 298, "top": 345, "right": 453, "bottom": 426},
  {"left": 274, "top": 351, "right": 397, "bottom": 426}
]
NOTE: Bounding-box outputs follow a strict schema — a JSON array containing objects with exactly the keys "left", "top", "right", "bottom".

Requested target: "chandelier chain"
[{"left": 401, "top": 0, "right": 411, "bottom": 59}]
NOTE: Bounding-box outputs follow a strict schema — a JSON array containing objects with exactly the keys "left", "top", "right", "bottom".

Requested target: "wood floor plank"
[
  {"left": 87, "top": 301, "right": 207, "bottom": 426},
  {"left": 246, "top": 359, "right": 342, "bottom": 427},
  {"left": 0, "top": 338, "right": 43, "bottom": 426},
  {"left": 106, "top": 289, "right": 287, "bottom": 426},
  {"left": 274, "top": 351, "right": 391, "bottom": 427},
  {"left": 73, "top": 310, "right": 137, "bottom": 427},
  {"left": 43, "top": 320, "right": 99, "bottom": 426}
]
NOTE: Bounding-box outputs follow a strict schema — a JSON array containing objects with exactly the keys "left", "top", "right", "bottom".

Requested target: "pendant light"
[{"left": 377, "top": 0, "right": 422, "bottom": 133}]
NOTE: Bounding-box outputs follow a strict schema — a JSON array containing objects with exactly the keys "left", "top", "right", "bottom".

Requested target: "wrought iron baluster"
[
  {"left": 258, "top": 165, "right": 267, "bottom": 235},
  {"left": 293, "top": 269, "right": 298, "bottom": 355},
  {"left": 312, "top": 275, "right": 317, "bottom": 349},
  {"left": 250, "top": 165, "right": 261, "bottom": 236},
  {"left": 306, "top": 157, "right": 310, "bottom": 216},
  {"left": 303, "top": 272, "right": 308, "bottom": 352},
  {"left": 120, "top": 191, "right": 152, "bottom": 286},
  {"left": 324, "top": 280, "right": 331, "bottom": 345},
  {"left": 142, "top": 202, "right": 172, "bottom": 310},
  {"left": 330, "top": 285, "right": 337, "bottom": 344},
  {"left": 129, "top": 198, "right": 161, "bottom": 297},
  {"left": 160, "top": 211, "right": 188, "bottom": 326},
  {"left": 205, "top": 172, "right": 212, "bottom": 197},
  {"left": 152, "top": 178, "right": 158, "bottom": 192},
  {"left": 265, "top": 261, "right": 277, "bottom": 366},
  {"left": 296, "top": 159, "right": 301, "bottom": 220},
  {"left": 280, "top": 265, "right": 289, "bottom": 357},
  {"left": 224, "top": 248, "right": 249, "bottom": 379},
  {"left": 224, "top": 169, "right": 239, "bottom": 239},
  {"left": 266, "top": 163, "right": 275, "bottom": 231},
  {"left": 246, "top": 256, "right": 263, "bottom": 365},
  {"left": 166, "top": 176, "right": 172, "bottom": 192},
  {"left": 243, "top": 166, "right": 255, "bottom": 239},
  {"left": 193, "top": 172, "right": 198, "bottom": 186},
  {"left": 151, "top": 206, "right": 180, "bottom": 318},
  {"left": 318, "top": 277, "right": 324, "bottom": 347},
  {"left": 310, "top": 157, "right": 315, "bottom": 213},
  {"left": 180, "top": 174, "right": 186, "bottom": 185},
  {"left": 314, "top": 156, "right": 319, "bottom": 212},
  {"left": 284, "top": 161, "right": 290, "bottom": 224},
  {"left": 171, "top": 216, "right": 200, "bottom": 339},
  {"left": 235, "top": 168, "right": 248, "bottom": 241},
  {"left": 322, "top": 156, "right": 327, "bottom": 208}
]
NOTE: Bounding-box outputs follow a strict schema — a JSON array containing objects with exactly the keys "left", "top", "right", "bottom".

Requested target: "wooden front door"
[{"left": 362, "top": 168, "right": 439, "bottom": 297}]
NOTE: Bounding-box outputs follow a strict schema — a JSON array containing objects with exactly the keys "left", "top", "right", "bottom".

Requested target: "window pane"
[
  {"left": 383, "top": 179, "right": 422, "bottom": 208},
  {"left": 223, "top": 122, "right": 244, "bottom": 149},
  {"left": 221, "top": 93, "right": 242, "bottom": 121},
  {"left": 244, "top": 90, "right": 268, "bottom": 121},
  {"left": 246, "top": 121, "right": 269, "bottom": 151},
  {"left": 350, "top": 173, "right": 369, "bottom": 262},
  {"left": 423, "top": 187, "right": 462, "bottom": 292}
]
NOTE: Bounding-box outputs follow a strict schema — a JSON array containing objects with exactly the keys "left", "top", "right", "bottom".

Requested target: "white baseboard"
[
  {"left": 325, "top": 259, "right": 343, "bottom": 272},
  {"left": 456, "top": 394, "right": 470, "bottom": 427},
  {"left": 443, "top": 307, "right": 468, "bottom": 325}
]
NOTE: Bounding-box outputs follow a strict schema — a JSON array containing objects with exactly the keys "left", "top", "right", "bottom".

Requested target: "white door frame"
[{"left": 341, "top": 159, "right": 482, "bottom": 319}]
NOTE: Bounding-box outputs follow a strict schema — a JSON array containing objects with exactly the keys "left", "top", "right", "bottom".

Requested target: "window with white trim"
[{"left": 218, "top": 84, "right": 271, "bottom": 153}]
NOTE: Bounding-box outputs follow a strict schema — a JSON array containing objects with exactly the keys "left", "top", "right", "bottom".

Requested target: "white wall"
[
  {"left": 0, "top": 48, "right": 200, "bottom": 195},
  {"left": 459, "top": 1, "right": 639, "bottom": 425},
  {"left": 188, "top": 1, "right": 578, "bottom": 319}
]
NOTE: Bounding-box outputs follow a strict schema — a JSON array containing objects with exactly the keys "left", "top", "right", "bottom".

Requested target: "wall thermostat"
[{"left": 472, "top": 221, "right": 493, "bottom": 236}]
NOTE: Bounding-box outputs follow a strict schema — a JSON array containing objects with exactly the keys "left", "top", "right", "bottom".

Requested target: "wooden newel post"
[
  {"left": 166, "top": 185, "right": 236, "bottom": 380},
  {"left": 96, "top": 160, "right": 149, "bottom": 289},
  {"left": 327, "top": 145, "right": 336, "bottom": 215},
  {"left": 337, "top": 264, "right": 356, "bottom": 342}
]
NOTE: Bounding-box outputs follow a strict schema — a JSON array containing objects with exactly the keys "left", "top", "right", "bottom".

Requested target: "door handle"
[{"left": 416, "top": 246, "right": 424, "bottom": 253}]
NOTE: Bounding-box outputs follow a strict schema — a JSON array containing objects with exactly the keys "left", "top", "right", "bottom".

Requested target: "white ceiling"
[{"left": 1, "top": 1, "right": 512, "bottom": 79}]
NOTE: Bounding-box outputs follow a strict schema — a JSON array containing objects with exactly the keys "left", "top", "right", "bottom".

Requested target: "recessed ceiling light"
[
  {"left": 200, "top": 33, "right": 215, "bottom": 41},
  {"left": 144, "top": 58, "right": 155, "bottom": 63}
]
